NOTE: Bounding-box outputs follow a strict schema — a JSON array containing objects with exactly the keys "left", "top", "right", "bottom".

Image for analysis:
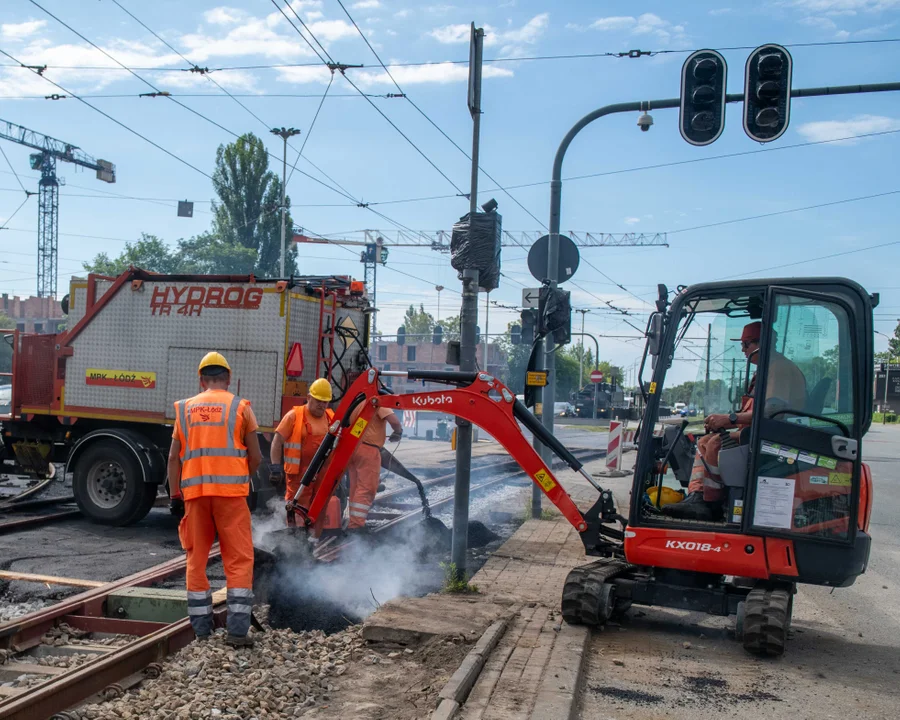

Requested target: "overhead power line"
[{"left": 4, "top": 36, "right": 899, "bottom": 74}]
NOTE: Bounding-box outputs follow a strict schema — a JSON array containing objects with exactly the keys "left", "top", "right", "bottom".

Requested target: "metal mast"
[{"left": 0, "top": 118, "right": 115, "bottom": 297}]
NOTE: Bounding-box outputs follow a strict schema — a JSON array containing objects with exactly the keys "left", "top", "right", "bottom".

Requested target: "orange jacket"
[
  {"left": 281, "top": 405, "right": 335, "bottom": 475},
  {"left": 174, "top": 389, "right": 252, "bottom": 501}
]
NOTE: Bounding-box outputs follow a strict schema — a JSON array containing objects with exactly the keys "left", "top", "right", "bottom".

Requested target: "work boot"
[
  {"left": 225, "top": 633, "right": 255, "bottom": 648},
  {"left": 662, "top": 491, "right": 722, "bottom": 521}
]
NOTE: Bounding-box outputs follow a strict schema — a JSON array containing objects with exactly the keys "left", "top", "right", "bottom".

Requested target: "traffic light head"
[
  {"left": 397, "top": 326, "right": 406, "bottom": 346},
  {"left": 680, "top": 49, "right": 728, "bottom": 146},
  {"left": 520, "top": 310, "right": 536, "bottom": 346},
  {"left": 433, "top": 325, "right": 443, "bottom": 345},
  {"left": 743, "top": 44, "right": 792, "bottom": 143},
  {"left": 510, "top": 324, "right": 522, "bottom": 346}
]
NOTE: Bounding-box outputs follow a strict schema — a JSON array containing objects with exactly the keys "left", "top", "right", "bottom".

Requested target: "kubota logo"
[{"left": 665, "top": 540, "right": 722, "bottom": 553}]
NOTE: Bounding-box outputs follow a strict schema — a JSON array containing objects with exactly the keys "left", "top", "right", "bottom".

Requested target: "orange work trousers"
[
  {"left": 178, "top": 495, "right": 253, "bottom": 592},
  {"left": 347, "top": 443, "right": 381, "bottom": 529},
  {"left": 285, "top": 472, "right": 342, "bottom": 536},
  {"left": 688, "top": 433, "right": 727, "bottom": 502}
]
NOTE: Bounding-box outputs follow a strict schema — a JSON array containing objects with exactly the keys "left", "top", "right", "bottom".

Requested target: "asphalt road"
[{"left": 577, "top": 424, "right": 900, "bottom": 719}]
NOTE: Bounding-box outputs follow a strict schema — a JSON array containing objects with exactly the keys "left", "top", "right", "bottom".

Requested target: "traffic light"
[
  {"left": 510, "top": 324, "right": 522, "bottom": 346},
  {"left": 743, "top": 44, "right": 792, "bottom": 143},
  {"left": 679, "top": 49, "right": 727, "bottom": 146},
  {"left": 433, "top": 325, "right": 443, "bottom": 345},
  {"left": 520, "top": 310, "right": 536, "bottom": 346},
  {"left": 539, "top": 287, "right": 571, "bottom": 345},
  {"left": 397, "top": 326, "right": 406, "bottom": 346}
]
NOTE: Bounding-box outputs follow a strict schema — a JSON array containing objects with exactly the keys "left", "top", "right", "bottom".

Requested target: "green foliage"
[
  {"left": 212, "top": 133, "right": 297, "bottom": 277},
  {"left": 83, "top": 233, "right": 183, "bottom": 275},
  {"left": 440, "top": 562, "right": 479, "bottom": 594},
  {"left": 523, "top": 497, "right": 556, "bottom": 521},
  {"left": 403, "top": 304, "right": 435, "bottom": 337},
  {"left": 889, "top": 320, "right": 900, "bottom": 358}
]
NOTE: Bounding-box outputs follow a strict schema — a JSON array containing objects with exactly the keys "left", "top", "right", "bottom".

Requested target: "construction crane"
[
  {"left": 292, "top": 229, "right": 667, "bottom": 331},
  {"left": 0, "top": 118, "right": 115, "bottom": 298}
]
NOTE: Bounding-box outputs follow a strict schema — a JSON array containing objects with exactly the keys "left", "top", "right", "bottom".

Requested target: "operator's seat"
[{"left": 806, "top": 377, "right": 832, "bottom": 415}]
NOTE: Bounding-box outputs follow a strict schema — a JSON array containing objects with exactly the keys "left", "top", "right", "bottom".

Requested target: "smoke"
[{"left": 252, "top": 496, "right": 444, "bottom": 628}]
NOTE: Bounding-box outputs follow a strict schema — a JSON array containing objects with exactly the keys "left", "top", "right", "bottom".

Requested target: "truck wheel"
[{"left": 73, "top": 441, "right": 157, "bottom": 526}]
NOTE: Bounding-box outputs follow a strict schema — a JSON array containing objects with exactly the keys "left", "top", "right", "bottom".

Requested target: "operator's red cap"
[{"left": 731, "top": 321, "right": 761, "bottom": 343}]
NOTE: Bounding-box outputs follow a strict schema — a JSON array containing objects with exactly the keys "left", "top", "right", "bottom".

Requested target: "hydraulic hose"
[{"left": 513, "top": 398, "right": 583, "bottom": 472}]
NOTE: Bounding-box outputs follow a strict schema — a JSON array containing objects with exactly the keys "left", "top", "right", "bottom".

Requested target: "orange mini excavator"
[{"left": 288, "top": 277, "right": 876, "bottom": 657}]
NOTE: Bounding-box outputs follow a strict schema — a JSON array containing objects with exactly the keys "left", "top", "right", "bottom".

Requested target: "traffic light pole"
[{"left": 542, "top": 80, "right": 900, "bottom": 441}]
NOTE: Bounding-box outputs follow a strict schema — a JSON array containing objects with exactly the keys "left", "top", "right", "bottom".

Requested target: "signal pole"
[
  {"left": 451, "top": 23, "right": 484, "bottom": 581},
  {"left": 576, "top": 308, "right": 590, "bottom": 389},
  {"left": 271, "top": 127, "right": 301, "bottom": 277}
]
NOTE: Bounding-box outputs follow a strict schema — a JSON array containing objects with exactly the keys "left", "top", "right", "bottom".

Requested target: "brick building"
[
  {"left": 0, "top": 294, "right": 65, "bottom": 333},
  {"left": 370, "top": 340, "right": 507, "bottom": 392}
]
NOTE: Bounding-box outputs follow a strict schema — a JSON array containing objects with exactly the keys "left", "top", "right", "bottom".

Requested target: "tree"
[
  {"left": 402, "top": 304, "right": 435, "bottom": 337},
  {"left": 887, "top": 320, "right": 900, "bottom": 359},
  {"left": 437, "top": 314, "right": 460, "bottom": 342},
  {"left": 83, "top": 234, "right": 182, "bottom": 275},
  {"left": 176, "top": 233, "right": 258, "bottom": 275},
  {"left": 212, "top": 133, "right": 297, "bottom": 277},
  {"left": 494, "top": 322, "right": 530, "bottom": 394}
]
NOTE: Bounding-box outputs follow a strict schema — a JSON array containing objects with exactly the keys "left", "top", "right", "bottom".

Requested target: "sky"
[{"left": 1, "top": 0, "right": 900, "bottom": 382}]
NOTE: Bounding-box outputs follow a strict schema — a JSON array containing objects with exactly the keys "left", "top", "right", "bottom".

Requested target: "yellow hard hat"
[
  {"left": 309, "top": 378, "right": 333, "bottom": 402},
  {"left": 198, "top": 351, "right": 231, "bottom": 376}
]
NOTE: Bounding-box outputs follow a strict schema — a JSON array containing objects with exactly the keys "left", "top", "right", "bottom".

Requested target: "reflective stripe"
[
  {"left": 226, "top": 395, "right": 241, "bottom": 450},
  {"left": 183, "top": 448, "right": 248, "bottom": 460},
  {"left": 284, "top": 458, "right": 302, "bottom": 466},
  {"left": 284, "top": 442, "right": 303, "bottom": 450},
  {"left": 188, "top": 605, "right": 213, "bottom": 616},
  {"left": 177, "top": 400, "right": 189, "bottom": 452},
  {"left": 349, "top": 502, "right": 370, "bottom": 510},
  {"left": 227, "top": 588, "right": 253, "bottom": 598},
  {"left": 187, "top": 590, "right": 211, "bottom": 601},
  {"left": 180, "top": 474, "right": 250, "bottom": 488},
  {"left": 227, "top": 603, "right": 252, "bottom": 614},
  {"left": 349, "top": 510, "right": 368, "bottom": 518}
]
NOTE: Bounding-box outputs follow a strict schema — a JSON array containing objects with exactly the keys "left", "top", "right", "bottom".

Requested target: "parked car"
[{"left": 554, "top": 401, "right": 574, "bottom": 417}]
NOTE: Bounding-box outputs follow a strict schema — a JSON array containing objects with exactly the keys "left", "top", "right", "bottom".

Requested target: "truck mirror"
[{"left": 647, "top": 313, "right": 663, "bottom": 356}]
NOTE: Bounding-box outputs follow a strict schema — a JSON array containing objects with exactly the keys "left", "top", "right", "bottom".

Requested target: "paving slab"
[{"left": 362, "top": 594, "right": 509, "bottom": 645}]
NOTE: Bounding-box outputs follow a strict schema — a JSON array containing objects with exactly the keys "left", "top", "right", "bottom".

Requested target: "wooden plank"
[
  {"left": 1, "top": 661, "right": 66, "bottom": 675},
  {"left": 0, "top": 571, "right": 105, "bottom": 589}
]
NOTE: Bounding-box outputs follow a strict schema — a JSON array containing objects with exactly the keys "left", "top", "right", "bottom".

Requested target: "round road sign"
[
  {"left": 527, "top": 234, "right": 580, "bottom": 284},
  {"left": 590, "top": 370, "right": 604, "bottom": 384}
]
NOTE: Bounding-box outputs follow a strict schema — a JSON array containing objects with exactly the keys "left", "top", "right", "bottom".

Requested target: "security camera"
[{"left": 637, "top": 111, "right": 654, "bottom": 132}]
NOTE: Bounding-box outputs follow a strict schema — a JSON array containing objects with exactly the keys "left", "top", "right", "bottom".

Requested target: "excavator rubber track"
[
  {"left": 741, "top": 584, "right": 793, "bottom": 657},
  {"left": 562, "top": 558, "right": 634, "bottom": 627}
]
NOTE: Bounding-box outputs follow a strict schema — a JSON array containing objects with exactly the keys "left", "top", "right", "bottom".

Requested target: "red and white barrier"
[
  {"left": 606, "top": 421, "right": 635, "bottom": 470},
  {"left": 402, "top": 410, "right": 417, "bottom": 429}
]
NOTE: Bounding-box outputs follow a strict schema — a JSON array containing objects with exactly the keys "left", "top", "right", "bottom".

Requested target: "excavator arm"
[{"left": 287, "top": 368, "right": 624, "bottom": 555}]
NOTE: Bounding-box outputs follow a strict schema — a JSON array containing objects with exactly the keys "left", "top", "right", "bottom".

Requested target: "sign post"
[{"left": 591, "top": 369, "right": 603, "bottom": 422}]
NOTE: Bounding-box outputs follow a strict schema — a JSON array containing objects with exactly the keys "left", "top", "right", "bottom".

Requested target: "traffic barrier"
[{"left": 607, "top": 421, "right": 635, "bottom": 470}]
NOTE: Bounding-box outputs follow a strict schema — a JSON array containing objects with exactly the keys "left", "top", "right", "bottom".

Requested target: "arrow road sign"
[{"left": 522, "top": 288, "right": 541, "bottom": 309}]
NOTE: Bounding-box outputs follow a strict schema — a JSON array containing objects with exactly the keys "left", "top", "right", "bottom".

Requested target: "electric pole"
[
  {"left": 576, "top": 308, "right": 590, "bottom": 389},
  {"left": 271, "top": 127, "right": 301, "bottom": 277},
  {"left": 451, "top": 23, "right": 483, "bottom": 582}
]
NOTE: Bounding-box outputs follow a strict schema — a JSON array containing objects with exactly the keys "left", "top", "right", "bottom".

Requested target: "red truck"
[{"left": 0, "top": 268, "right": 371, "bottom": 525}]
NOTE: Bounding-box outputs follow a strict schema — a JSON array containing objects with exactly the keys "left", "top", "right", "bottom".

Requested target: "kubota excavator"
[{"left": 289, "top": 276, "right": 875, "bottom": 657}]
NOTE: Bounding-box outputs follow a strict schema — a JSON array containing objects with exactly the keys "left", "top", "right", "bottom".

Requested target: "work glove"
[
  {"left": 169, "top": 496, "right": 185, "bottom": 518},
  {"left": 388, "top": 431, "right": 402, "bottom": 443},
  {"left": 268, "top": 463, "right": 285, "bottom": 482}
]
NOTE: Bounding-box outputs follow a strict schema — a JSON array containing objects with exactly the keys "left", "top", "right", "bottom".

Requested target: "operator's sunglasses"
[{"left": 741, "top": 340, "right": 759, "bottom": 350}]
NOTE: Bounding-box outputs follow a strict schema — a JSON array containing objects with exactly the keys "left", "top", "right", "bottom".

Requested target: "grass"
[
  {"left": 440, "top": 562, "right": 480, "bottom": 594},
  {"left": 523, "top": 497, "right": 557, "bottom": 521},
  {"left": 873, "top": 412, "right": 899, "bottom": 423},
  {"left": 562, "top": 424, "right": 610, "bottom": 433}
]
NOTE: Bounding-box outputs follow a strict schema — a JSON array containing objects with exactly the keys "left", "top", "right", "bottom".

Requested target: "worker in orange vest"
[
  {"left": 270, "top": 378, "right": 342, "bottom": 539},
  {"left": 168, "top": 352, "right": 262, "bottom": 647},
  {"left": 346, "top": 403, "right": 402, "bottom": 532}
]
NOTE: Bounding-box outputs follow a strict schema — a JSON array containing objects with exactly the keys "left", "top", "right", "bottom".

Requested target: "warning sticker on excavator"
[
  {"left": 649, "top": 382, "right": 657, "bottom": 394},
  {"left": 534, "top": 468, "right": 556, "bottom": 492},
  {"left": 829, "top": 472, "right": 852, "bottom": 486},
  {"left": 350, "top": 418, "right": 368, "bottom": 438}
]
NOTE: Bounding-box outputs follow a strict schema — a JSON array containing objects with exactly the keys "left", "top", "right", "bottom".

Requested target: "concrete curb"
[
  {"left": 430, "top": 611, "right": 515, "bottom": 719},
  {"left": 529, "top": 623, "right": 590, "bottom": 720}
]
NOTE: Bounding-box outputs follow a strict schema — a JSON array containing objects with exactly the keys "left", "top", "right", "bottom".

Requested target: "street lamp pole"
[
  {"left": 270, "top": 127, "right": 301, "bottom": 277},
  {"left": 435, "top": 285, "right": 444, "bottom": 323}
]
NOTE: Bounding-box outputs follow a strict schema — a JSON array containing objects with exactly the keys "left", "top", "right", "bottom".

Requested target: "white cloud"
[
  {"left": 394, "top": 9, "right": 410, "bottom": 18},
  {"left": 352, "top": 0, "right": 381, "bottom": 8},
  {"left": 276, "top": 66, "right": 335, "bottom": 85},
  {"left": 429, "top": 14, "right": 548, "bottom": 55},
  {"left": 583, "top": 13, "right": 687, "bottom": 43},
  {"left": 203, "top": 7, "right": 246, "bottom": 25},
  {"left": 800, "top": 15, "right": 838, "bottom": 29},
  {"left": 797, "top": 114, "right": 900, "bottom": 143},
  {"left": 157, "top": 68, "right": 260, "bottom": 92},
  {"left": 709, "top": 8, "right": 734, "bottom": 15},
  {"left": 624, "top": 217, "right": 641, "bottom": 225},
  {"left": 306, "top": 11, "right": 324, "bottom": 20},
  {"left": 786, "top": 0, "right": 900, "bottom": 14},
  {"left": 589, "top": 16, "right": 636, "bottom": 31},
  {"left": 351, "top": 63, "right": 513, "bottom": 88},
  {"left": 1, "top": 20, "right": 47, "bottom": 40}
]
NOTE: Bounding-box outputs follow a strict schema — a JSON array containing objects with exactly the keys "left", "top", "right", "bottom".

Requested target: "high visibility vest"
[
  {"left": 283, "top": 405, "right": 335, "bottom": 474},
  {"left": 174, "top": 390, "right": 251, "bottom": 501}
]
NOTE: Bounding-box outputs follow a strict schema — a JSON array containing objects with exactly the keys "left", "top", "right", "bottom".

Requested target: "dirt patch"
[
  {"left": 305, "top": 634, "right": 472, "bottom": 719},
  {"left": 590, "top": 685, "right": 664, "bottom": 705}
]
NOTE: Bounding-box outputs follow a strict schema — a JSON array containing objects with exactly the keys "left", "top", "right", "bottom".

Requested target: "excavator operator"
[{"left": 664, "top": 321, "right": 806, "bottom": 521}]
